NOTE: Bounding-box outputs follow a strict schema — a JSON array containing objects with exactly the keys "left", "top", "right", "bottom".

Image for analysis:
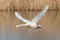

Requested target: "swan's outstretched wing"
[
  {"left": 15, "top": 12, "right": 30, "bottom": 23},
  {"left": 31, "top": 5, "right": 49, "bottom": 23}
]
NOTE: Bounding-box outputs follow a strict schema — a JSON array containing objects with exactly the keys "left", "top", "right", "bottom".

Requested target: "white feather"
[
  {"left": 15, "top": 5, "right": 49, "bottom": 29},
  {"left": 31, "top": 5, "right": 49, "bottom": 23},
  {"left": 15, "top": 12, "right": 30, "bottom": 23}
]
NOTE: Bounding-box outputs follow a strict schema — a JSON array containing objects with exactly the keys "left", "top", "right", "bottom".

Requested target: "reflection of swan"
[{"left": 15, "top": 5, "right": 49, "bottom": 29}]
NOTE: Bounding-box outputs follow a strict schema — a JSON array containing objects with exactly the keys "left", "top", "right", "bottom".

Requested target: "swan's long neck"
[{"left": 16, "top": 24, "right": 28, "bottom": 27}]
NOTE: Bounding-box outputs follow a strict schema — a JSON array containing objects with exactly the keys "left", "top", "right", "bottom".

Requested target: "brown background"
[
  {"left": 0, "top": 0, "right": 60, "bottom": 11},
  {"left": 0, "top": 0, "right": 60, "bottom": 40}
]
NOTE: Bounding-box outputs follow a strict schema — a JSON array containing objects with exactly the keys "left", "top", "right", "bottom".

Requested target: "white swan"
[{"left": 15, "top": 5, "right": 49, "bottom": 29}]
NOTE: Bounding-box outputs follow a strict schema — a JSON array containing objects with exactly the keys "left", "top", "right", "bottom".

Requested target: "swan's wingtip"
[
  {"left": 46, "top": 5, "right": 49, "bottom": 8},
  {"left": 15, "top": 12, "right": 17, "bottom": 14}
]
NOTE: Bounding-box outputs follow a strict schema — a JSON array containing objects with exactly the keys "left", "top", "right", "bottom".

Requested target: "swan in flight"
[{"left": 15, "top": 5, "right": 49, "bottom": 29}]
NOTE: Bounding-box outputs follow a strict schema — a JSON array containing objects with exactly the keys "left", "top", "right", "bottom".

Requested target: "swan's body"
[{"left": 15, "top": 5, "right": 49, "bottom": 29}]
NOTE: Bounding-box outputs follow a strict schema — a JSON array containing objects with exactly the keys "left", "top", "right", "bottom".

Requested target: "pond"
[{"left": 0, "top": 11, "right": 60, "bottom": 40}]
